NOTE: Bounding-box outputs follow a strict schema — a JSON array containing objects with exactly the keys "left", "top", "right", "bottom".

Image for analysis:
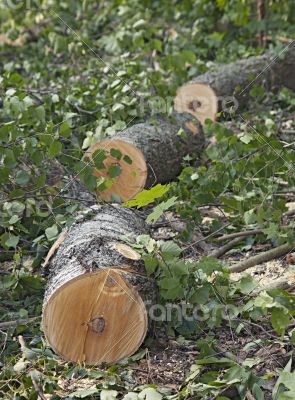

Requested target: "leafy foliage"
[
  {"left": 124, "top": 184, "right": 170, "bottom": 208},
  {"left": 1, "top": 0, "right": 295, "bottom": 398}
]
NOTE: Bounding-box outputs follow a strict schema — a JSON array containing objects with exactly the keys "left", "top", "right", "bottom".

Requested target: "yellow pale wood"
[
  {"left": 42, "top": 269, "right": 147, "bottom": 364},
  {"left": 114, "top": 243, "right": 141, "bottom": 260},
  {"left": 86, "top": 139, "right": 147, "bottom": 202},
  {"left": 174, "top": 83, "right": 218, "bottom": 126},
  {"left": 42, "top": 233, "right": 67, "bottom": 268}
]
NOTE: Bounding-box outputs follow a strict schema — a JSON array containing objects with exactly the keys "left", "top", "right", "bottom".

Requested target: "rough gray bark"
[
  {"left": 190, "top": 43, "right": 295, "bottom": 109},
  {"left": 44, "top": 204, "right": 157, "bottom": 306},
  {"left": 109, "top": 112, "right": 205, "bottom": 187}
]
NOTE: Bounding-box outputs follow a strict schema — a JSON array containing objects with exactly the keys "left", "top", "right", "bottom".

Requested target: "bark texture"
[
  {"left": 106, "top": 112, "right": 205, "bottom": 188},
  {"left": 44, "top": 204, "right": 156, "bottom": 305},
  {"left": 42, "top": 205, "right": 160, "bottom": 364},
  {"left": 187, "top": 43, "right": 295, "bottom": 108}
]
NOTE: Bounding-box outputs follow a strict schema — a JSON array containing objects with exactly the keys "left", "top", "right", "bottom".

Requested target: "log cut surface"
[
  {"left": 86, "top": 112, "right": 205, "bottom": 202},
  {"left": 43, "top": 269, "right": 147, "bottom": 364},
  {"left": 42, "top": 205, "right": 156, "bottom": 365},
  {"left": 174, "top": 43, "right": 295, "bottom": 124}
]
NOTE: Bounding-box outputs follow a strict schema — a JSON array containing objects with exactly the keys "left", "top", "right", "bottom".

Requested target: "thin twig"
[
  {"left": 0, "top": 317, "right": 40, "bottom": 330},
  {"left": 217, "top": 224, "right": 292, "bottom": 242},
  {"left": 209, "top": 237, "right": 244, "bottom": 258},
  {"left": 184, "top": 223, "right": 231, "bottom": 249},
  {"left": 18, "top": 335, "right": 26, "bottom": 348},
  {"left": 30, "top": 372, "right": 47, "bottom": 400},
  {"left": 217, "top": 229, "right": 264, "bottom": 242}
]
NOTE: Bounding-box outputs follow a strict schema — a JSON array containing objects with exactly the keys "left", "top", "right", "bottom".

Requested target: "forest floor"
[{"left": 1, "top": 1, "right": 295, "bottom": 399}]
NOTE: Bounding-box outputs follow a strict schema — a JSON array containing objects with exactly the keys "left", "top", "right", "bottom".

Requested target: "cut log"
[
  {"left": 42, "top": 205, "right": 156, "bottom": 365},
  {"left": 174, "top": 43, "right": 295, "bottom": 125},
  {"left": 85, "top": 112, "right": 205, "bottom": 201}
]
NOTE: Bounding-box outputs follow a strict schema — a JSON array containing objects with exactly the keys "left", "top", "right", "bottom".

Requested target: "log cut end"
[
  {"left": 42, "top": 269, "right": 148, "bottom": 364},
  {"left": 174, "top": 83, "right": 218, "bottom": 125},
  {"left": 86, "top": 139, "right": 147, "bottom": 202}
]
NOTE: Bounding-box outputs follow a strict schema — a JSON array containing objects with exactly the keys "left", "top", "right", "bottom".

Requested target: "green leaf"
[
  {"left": 69, "top": 388, "right": 99, "bottom": 398},
  {"left": 49, "top": 140, "right": 62, "bottom": 158},
  {"left": 146, "top": 196, "right": 177, "bottom": 223},
  {"left": 35, "top": 105, "right": 45, "bottom": 121},
  {"left": 5, "top": 234, "right": 19, "bottom": 249},
  {"left": 100, "top": 390, "right": 118, "bottom": 400},
  {"left": 237, "top": 275, "right": 258, "bottom": 294},
  {"left": 110, "top": 148, "right": 122, "bottom": 160},
  {"left": 9, "top": 215, "right": 20, "bottom": 224},
  {"left": 252, "top": 383, "right": 264, "bottom": 400},
  {"left": 123, "top": 393, "right": 138, "bottom": 400},
  {"left": 138, "top": 388, "right": 162, "bottom": 400},
  {"left": 51, "top": 94, "right": 59, "bottom": 103},
  {"left": 160, "top": 241, "right": 182, "bottom": 259},
  {"left": 197, "top": 257, "right": 223, "bottom": 275},
  {"left": 158, "top": 277, "right": 179, "bottom": 290},
  {"left": 273, "top": 358, "right": 295, "bottom": 400},
  {"left": 108, "top": 165, "right": 122, "bottom": 178},
  {"left": 189, "top": 284, "right": 211, "bottom": 304},
  {"left": 15, "top": 170, "right": 30, "bottom": 185},
  {"left": 45, "top": 224, "right": 59, "bottom": 241},
  {"left": 172, "top": 260, "right": 189, "bottom": 276},
  {"left": 92, "top": 149, "right": 107, "bottom": 170},
  {"left": 123, "top": 154, "right": 133, "bottom": 165},
  {"left": 59, "top": 121, "right": 71, "bottom": 137},
  {"left": 240, "top": 132, "right": 253, "bottom": 144},
  {"left": 143, "top": 255, "right": 158, "bottom": 275},
  {"left": 271, "top": 308, "right": 290, "bottom": 335},
  {"left": 0, "top": 274, "right": 17, "bottom": 290},
  {"left": 262, "top": 223, "right": 279, "bottom": 240},
  {"left": 195, "top": 357, "right": 235, "bottom": 366},
  {"left": 123, "top": 184, "right": 170, "bottom": 208}
]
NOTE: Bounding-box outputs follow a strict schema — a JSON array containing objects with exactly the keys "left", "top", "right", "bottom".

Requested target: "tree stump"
[
  {"left": 42, "top": 205, "right": 156, "bottom": 365},
  {"left": 174, "top": 44, "right": 295, "bottom": 125},
  {"left": 85, "top": 112, "right": 205, "bottom": 201}
]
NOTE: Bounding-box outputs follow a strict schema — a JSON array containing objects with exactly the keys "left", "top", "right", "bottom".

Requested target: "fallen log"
[
  {"left": 85, "top": 112, "right": 205, "bottom": 201},
  {"left": 230, "top": 243, "right": 293, "bottom": 273},
  {"left": 174, "top": 43, "right": 295, "bottom": 125},
  {"left": 42, "top": 205, "right": 157, "bottom": 365}
]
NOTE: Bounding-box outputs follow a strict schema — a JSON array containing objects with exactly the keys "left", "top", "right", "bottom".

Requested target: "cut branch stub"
[
  {"left": 174, "top": 43, "right": 295, "bottom": 125},
  {"left": 85, "top": 112, "right": 205, "bottom": 202},
  {"left": 42, "top": 205, "right": 156, "bottom": 365}
]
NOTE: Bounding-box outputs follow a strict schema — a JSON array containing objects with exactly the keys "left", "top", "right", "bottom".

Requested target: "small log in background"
[
  {"left": 42, "top": 205, "right": 157, "bottom": 365},
  {"left": 174, "top": 43, "right": 295, "bottom": 125},
  {"left": 86, "top": 112, "right": 205, "bottom": 201}
]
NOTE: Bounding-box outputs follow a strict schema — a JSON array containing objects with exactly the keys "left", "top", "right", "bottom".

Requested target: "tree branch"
[{"left": 230, "top": 243, "right": 293, "bottom": 273}]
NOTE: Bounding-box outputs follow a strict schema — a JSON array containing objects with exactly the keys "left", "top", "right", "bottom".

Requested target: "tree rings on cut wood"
[
  {"left": 175, "top": 83, "right": 218, "bottom": 125},
  {"left": 42, "top": 205, "right": 156, "bottom": 365},
  {"left": 85, "top": 112, "right": 205, "bottom": 202},
  {"left": 43, "top": 269, "right": 148, "bottom": 364},
  {"left": 174, "top": 44, "right": 295, "bottom": 124}
]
